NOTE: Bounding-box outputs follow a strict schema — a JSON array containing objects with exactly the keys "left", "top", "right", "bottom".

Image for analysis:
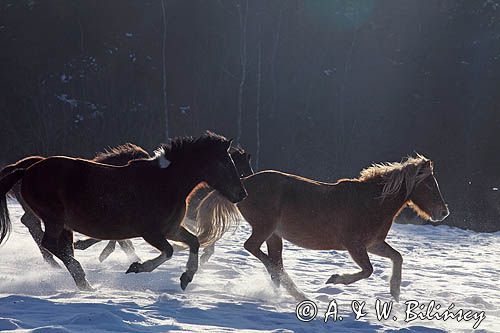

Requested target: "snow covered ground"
[{"left": 0, "top": 201, "right": 499, "bottom": 332}]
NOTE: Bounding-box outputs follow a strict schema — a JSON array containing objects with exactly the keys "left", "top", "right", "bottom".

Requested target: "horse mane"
[
  {"left": 186, "top": 181, "right": 210, "bottom": 205},
  {"left": 94, "top": 143, "right": 150, "bottom": 163},
  {"left": 358, "top": 154, "right": 433, "bottom": 200},
  {"left": 153, "top": 131, "right": 229, "bottom": 163}
]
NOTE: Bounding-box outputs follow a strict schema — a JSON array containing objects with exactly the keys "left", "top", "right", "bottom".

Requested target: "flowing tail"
[
  {"left": 0, "top": 169, "right": 26, "bottom": 245},
  {"left": 1, "top": 156, "right": 43, "bottom": 199},
  {"left": 193, "top": 190, "right": 243, "bottom": 247}
]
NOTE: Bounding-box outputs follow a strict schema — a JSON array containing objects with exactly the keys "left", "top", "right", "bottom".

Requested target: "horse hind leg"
[
  {"left": 100, "top": 240, "right": 138, "bottom": 262},
  {"left": 99, "top": 241, "right": 117, "bottom": 262},
  {"left": 20, "top": 212, "right": 60, "bottom": 268},
  {"left": 41, "top": 222, "right": 93, "bottom": 291},
  {"left": 368, "top": 242, "right": 403, "bottom": 301},
  {"left": 326, "top": 243, "right": 373, "bottom": 286},
  {"left": 118, "top": 240, "right": 140, "bottom": 262},
  {"left": 200, "top": 244, "right": 215, "bottom": 265}
]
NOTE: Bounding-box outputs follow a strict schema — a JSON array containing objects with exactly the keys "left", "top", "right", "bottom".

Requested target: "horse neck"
[
  {"left": 374, "top": 179, "right": 409, "bottom": 220},
  {"left": 162, "top": 159, "right": 206, "bottom": 199}
]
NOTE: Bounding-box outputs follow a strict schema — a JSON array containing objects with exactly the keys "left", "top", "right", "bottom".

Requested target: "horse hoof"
[
  {"left": 77, "top": 281, "right": 95, "bottom": 291},
  {"left": 99, "top": 252, "right": 111, "bottom": 263},
  {"left": 270, "top": 274, "right": 281, "bottom": 288},
  {"left": 45, "top": 258, "right": 62, "bottom": 269},
  {"left": 180, "top": 272, "right": 193, "bottom": 290},
  {"left": 391, "top": 289, "right": 400, "bottom": 302},
  {"left": 126, "top": 262, "right": 141, "bottom": 274},
  {"left": 294, "top": 293, "right": 309, "bottom": 303},
  {"left": 128, "top": 255, "right": 141, "bottom": 263},
  {"left": 326, "top": 274, "right": 340, "bottom": 284}
]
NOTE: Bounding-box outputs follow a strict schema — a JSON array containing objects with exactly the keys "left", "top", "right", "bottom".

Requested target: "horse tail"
[
  {"left": 1, "top": 156, "right": 43, "bottom": 198},
  {"left": 0, "top": 169, "right": 25, "bottom": 245},
  {"left": 0, "top": 156, "right": 44, "bottom": 178},
  {"left": 0, "top": 163, "right": 20, "bottom": 180},
  {"left": 193, "top": 190, "right": 242, "bottom": 247},
  {"left": 0, "top": 165, "right": 16, "bottom": 199}
]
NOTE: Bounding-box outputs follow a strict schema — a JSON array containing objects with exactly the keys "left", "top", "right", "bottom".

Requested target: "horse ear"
[
  {"left": 226, "top": 139, "right": 233, "bottom": 151},
  {"left": 247, "top": 153, "right": 252, "bottom": 160}
]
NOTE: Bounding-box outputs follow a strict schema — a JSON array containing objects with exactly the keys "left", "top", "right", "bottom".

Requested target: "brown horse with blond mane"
[
  {"left": 195, "top": 154, "right": 449, "bottom": 300},
  {"left": 0, "top": 132, "right": 247, "bottom": 291}
]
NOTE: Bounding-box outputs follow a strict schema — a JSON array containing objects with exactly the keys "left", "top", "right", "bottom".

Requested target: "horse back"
[{"left": 20, "top": 156, "right": 167, "bottom": 238}]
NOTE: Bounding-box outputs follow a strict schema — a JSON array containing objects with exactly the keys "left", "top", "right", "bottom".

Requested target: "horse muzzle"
[
  {"left": 431, "top": 205, "right": 450, "bottom": 222},
  {"left": 230, "top": 187, "right": 247, "bottom": 203}
]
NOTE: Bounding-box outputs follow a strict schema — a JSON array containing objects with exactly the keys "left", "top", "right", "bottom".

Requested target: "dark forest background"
[{"left": 1, "top": 0, "right": 499, "bottom": 232}]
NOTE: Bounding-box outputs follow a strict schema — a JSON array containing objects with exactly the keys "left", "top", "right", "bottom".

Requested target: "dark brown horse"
[
  {"left": 0, "top": 132, "right": 247, "bottom": 291},
  {"left": 76, "top": 146, "right": 254, "bottom": 261},
  {"left": 195, "top": 155, "right": 449, "bottom": 300},
  {"left": 1, "top": 143, "right": 150, "bottom": 266}
]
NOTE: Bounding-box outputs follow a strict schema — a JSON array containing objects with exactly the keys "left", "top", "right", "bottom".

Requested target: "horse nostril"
[{"left": 440, "top": 209, "right": 449, "bottom": 219}]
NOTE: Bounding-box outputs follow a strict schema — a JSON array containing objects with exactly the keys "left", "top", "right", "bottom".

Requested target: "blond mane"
[{"left": 358, "top": 154, "right": 433, "bottom": 200}]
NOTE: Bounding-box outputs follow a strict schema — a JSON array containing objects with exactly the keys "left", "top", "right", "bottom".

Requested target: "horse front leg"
[
  {"left": 368, "top": 241, "right": 403, "bottom": 301},
  {"left": 125, "top": 233, "right": 173, "bottom": 274},
  {"left": 266, "top": 234, "right": 307, "bottom": 301},
  {"left": 326, "top": 243, "right": 373, "bottom": 286},
  {"left": 168, "top": 227, "right": 200, "bottom": 290},
  {"left": 244, "top": 228, "right": 307, "bottom": 300}
]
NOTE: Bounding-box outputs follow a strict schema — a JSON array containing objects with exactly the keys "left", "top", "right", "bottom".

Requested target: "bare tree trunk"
[
  {"left": 77, "top": 17, "right": 85, "bottom": 52},
  {"left": 161, "top": 0, "right": 169, "bottom": 140},
  {"left": 270, "top": 3, "right": 283, "bottom": 118},
  {"left": 337, "top": 25, "right": 358, "bottom": 173},
  {"left": 236, "top": 0, "right": 248, "bottom": 144},
  {"left": 255, "top": 35, "right": 262, "bottom": 170}
]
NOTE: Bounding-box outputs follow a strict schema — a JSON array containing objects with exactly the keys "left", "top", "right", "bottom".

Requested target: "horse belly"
[
  {"left": 275, "top": 216, "right": 345, "bottom": 251},
  {"left": 65, "top": 209, "right": 140, "bottom": 240}
]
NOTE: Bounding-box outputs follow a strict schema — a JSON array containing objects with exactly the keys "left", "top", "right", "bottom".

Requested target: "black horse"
[{"left": 74, "top": 146, "right": 254, "bottom": 262}]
